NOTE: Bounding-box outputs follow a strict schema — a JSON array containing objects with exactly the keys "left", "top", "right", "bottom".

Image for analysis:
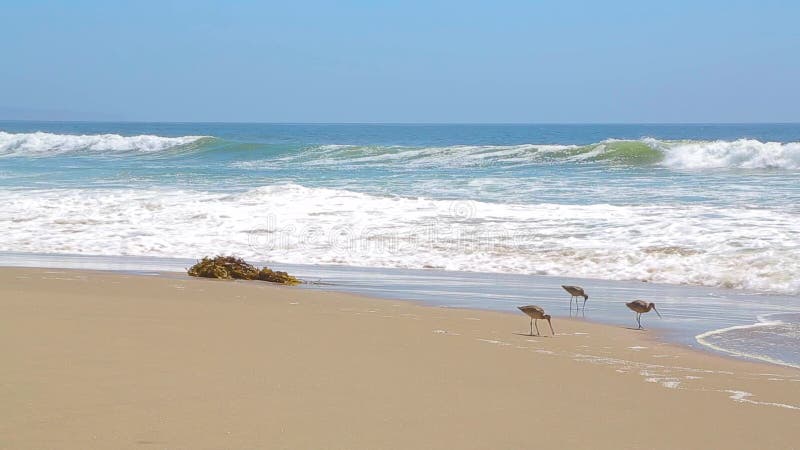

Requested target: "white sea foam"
[
  {"left": 645, "top": 377, "right": 681, "bottom": 389},
  {"left": 661, "top": 139, "right": 800, "bottom": 170},
  {"left": 1, "top": 183, "right": 799, "bottom": 294},
  {"left": 725, "top": 390, "right": 800, "bottom": 410},
  {"left": 0, "top": 131, "right": 208, "bottom": 157}
]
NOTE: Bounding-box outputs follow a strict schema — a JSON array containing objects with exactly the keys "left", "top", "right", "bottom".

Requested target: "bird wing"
[
  {"left": 562, "top": 285, "right": 584, "bottom": 295},
  {"left": 518, "top": 305, "right": 544, "bottom": 316},
  {"left": 626, "top": 300, "right": 647, "bottom": 311}
]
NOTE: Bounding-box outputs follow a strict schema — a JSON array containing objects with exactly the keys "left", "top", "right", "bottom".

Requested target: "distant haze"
[{"left": 1, "top": 1, "right": 799, "bottom": 123}]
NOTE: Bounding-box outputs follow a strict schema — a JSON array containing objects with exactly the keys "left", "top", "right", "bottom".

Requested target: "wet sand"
[{"left": 1, "top": 268, "right": 798, "bottom": 449}]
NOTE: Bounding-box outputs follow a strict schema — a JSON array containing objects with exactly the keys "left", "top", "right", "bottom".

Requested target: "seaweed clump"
[
  {"left": 188, "top": 256, "right": 300, "bottom": 285},
  {"left": 257, "top": 267, "right": 301, "bottom": 285}
]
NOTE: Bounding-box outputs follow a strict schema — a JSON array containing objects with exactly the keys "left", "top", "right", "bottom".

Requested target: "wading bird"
[
  {"left": 626, "top": 300, "right": 662, "bottom": 329},
  {"left": 517, "top": 305, "right": 555, "bottom": 336},
  {"left": 562, "top": 285, "right": 589, "bottom": 309}
]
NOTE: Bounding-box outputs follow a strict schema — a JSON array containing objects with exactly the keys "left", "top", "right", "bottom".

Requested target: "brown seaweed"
[{"left": 188, "top": 255, "right": 300, "bottom": 285}]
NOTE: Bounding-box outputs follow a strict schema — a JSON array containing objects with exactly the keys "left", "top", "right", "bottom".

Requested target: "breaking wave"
[
  {"left": 661, "top": 139, "right": 800, "bottom": 170},
  {"left": 235, "top": 138, "right": 800, "bottom": 171},
  {"left": 2, "top": 130, "right": 798, "bottom": 170},
  {"left": 0, "top": 131, "right": 210, "bottom": 157}
]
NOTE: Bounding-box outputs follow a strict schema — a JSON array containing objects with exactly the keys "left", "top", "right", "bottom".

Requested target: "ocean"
[{"left": 1, "top": 121, "right": 799, "bottom": 366}]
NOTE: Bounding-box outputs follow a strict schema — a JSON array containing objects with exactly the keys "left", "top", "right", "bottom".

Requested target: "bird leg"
[
  {"left": 530, "top": 318, "right": 534, "bottom": 336},
  {"left": 534, "top": 320, "right": 540, "bottom": 336}
]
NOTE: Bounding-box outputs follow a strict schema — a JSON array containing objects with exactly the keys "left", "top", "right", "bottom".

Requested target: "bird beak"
[
  {"left": 547, "top": 318, "right": 555, "bottom": 335},
  {"left": 654, "top": 306, "right": 662, "bottom": 318}
]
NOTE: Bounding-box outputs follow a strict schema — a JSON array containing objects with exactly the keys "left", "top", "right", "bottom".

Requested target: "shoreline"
[
  {"left": 695, "top": 312, "right": 800, "bottom": 370},
  {"left": 1, "top": 267, "right": 798, "bottom": 448},
  {"left": 2, "top": 251, "right": 800, "bottom": 369}
]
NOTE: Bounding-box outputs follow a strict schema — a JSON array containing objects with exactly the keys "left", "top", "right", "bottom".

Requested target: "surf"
[
  {"left": 0, "top": 131, "right": 211, "bottom": 157},
  {"left": 2, "top": 182, "right": 799, "bottom": 295},
  {"left": 236, "top": 138, "right": 800, "bottom": 170},
  {"left": 3, "top": 130, "right": 800, "bottom": 171}
]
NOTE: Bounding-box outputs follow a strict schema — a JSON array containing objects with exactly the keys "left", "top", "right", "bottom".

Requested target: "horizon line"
[{"left": 2, "top": 119, "right": 800, "bottom": 126}]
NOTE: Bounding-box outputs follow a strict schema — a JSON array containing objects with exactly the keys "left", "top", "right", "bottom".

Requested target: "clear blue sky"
[{"left": 1, "top": 0, "right": 798, "bottom": 123}]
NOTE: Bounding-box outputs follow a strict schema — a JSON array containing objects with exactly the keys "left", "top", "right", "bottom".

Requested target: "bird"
[
  {"left": 517, "top": 305, "right": 555, "bottom": 336},
  {"left": 562, "top": 285, "right": 589, "bottom": 309},
  {"left": 625, "top": 300, "right": 662, "bottom": 329}
]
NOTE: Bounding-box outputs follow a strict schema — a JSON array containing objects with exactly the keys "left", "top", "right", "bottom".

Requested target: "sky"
[{"left": 1, "top": 0, "right": 799, "bottom": 123}]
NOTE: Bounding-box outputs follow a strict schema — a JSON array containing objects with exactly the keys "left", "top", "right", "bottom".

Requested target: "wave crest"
[
  {"left": 236, "top": 138, "right": 800, "bottom": 171},
  {"left": 4, "top": 130, "right": 799, "bottom": 170},
  {"left": 0, "top": 131, "right": 210, "bottom": 157},
  {"left": 661, "top": 139, "right": 800, "bottom": 170}
]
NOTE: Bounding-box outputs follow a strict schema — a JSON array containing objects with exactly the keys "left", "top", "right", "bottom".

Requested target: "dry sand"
[{"left": 1, "top": 267, "right": 798, "bottom": 449}]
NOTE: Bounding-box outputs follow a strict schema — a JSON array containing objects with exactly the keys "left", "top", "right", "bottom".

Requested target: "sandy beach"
[
  {"left": 5, "top": 1, "right": 800, "bottom": 448},
  {"left": 1, "top": 267, "right": 798, "bottom": 449}
]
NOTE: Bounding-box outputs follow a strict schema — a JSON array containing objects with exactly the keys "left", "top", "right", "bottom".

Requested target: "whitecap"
[{"left": 0, "top": 131, "right": 208, "bottom": 157}]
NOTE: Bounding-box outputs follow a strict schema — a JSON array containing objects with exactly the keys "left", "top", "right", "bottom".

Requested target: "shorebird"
[
  {"left": 626, "top": 300, "right": 662, "bottom": 329},
  {"left": 562, "top": 285, "right": 589, "bottom": 309},
  {"left": 517, "top": 305, "right": 555, "bottom": 336}
]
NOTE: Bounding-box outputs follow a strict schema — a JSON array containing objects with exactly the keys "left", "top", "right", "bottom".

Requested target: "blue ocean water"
[{"left": 1, "top": 121, "right": 799, "bottom": 365}]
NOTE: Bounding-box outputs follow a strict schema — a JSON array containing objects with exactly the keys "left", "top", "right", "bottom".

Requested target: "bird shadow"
[
  {"left": 512, "top": 332, "right": 551, "bottom": 338},
  {"left": 623, "top": 326, "right": 646, "bottom": 331}
]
